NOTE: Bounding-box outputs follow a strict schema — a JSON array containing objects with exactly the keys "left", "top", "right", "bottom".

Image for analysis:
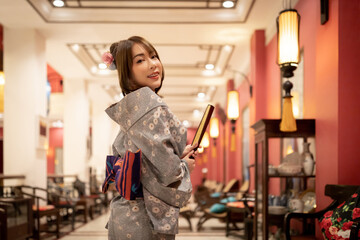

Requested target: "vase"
[{"left": 302, "top": 142, "right": 315, "bottom": 176}]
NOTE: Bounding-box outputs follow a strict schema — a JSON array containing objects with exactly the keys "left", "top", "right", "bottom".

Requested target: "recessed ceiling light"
[
  {"left": 182, "top": 120, "right": 190, "bottom": 127},
  {"left": 53, "top": 0, "right": 65, "bottom": 7},
  {"left": 98, "top": 63, "right": 107, "bottom": 70},
  {"left": 71, "top": 44, "right": 79, "bottom": 52},
  {"left": 205, "top": 64, "right": 214, "bottom": 70},
  {"left": 223, "top": 45, "right": 232, "bottom": 52},
  {"left": 193, "top": 109, "right": 201, "bottom": 117},
  {"left": 223, "top": 1, "right": 234, "bottom": 8},
  {"left": 197, "top": 92, "right": 206, "bottom": 99}
]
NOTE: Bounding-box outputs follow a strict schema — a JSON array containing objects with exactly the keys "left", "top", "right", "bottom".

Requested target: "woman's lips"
[{"left": 148, "top": 72, "right": 159, "bottom": 79}]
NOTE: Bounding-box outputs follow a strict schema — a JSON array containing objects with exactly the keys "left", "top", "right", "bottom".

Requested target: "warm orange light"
[
  {"left": 0, "top": 72, "right": 4, "bottom": 113},
  {"left": 209, "top": 117, "right": 219, "bottom": 139},
  {"left": 201, "top": 132, "right": 210, "bottom": 148},
  {"left": 227, "top": 91, "right": 239, "bottom": 120},
  {"left": 0, "top": 72, "right": 5, "bottom": 85},
  {"left": 277, "top": 9, "right": 300, "bottom": 78},
  {"left": 286, "top": 145, "right": 294, "bottom": 155},
  {"left": 292, "top": 91, "right": 300, "bottom": 118},
  {"left": 198, "top": 146, "right": 204, "bottom": 153}
]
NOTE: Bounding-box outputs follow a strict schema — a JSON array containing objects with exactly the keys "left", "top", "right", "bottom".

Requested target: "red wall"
[
  {"left": 186, "top": 2, "right": 360, "bottom": 217},
  {"left": 47, "top": 128, "right": 63, "bottom": 174},
  {"left": 47, "top": 64, "right": 63, "bottom": 93}
]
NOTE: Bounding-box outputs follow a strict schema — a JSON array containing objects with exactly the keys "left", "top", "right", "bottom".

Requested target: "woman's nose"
[{"left": 149, "top": 59, "right": 156, "bottom": 69}]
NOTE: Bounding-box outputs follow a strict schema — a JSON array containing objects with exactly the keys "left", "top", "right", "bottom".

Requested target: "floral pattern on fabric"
[
  {"left": 319, "top": 187, "right": 360, "bottom": 240},
  {"left": 105, "top": 87, "right": 192, "bottom": 238}
]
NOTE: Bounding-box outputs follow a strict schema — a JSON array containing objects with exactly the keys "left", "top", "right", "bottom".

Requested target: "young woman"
[{"left": 103, "top": 36, "right": 197, "bottom": 239}]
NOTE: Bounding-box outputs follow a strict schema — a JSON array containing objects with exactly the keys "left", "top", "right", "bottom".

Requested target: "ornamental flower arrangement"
[{"left": 319, "top": 190, "right": 360, "bottom": 240}]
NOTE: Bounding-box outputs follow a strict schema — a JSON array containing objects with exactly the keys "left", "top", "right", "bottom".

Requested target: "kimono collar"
[{"left": 105, "top": 87, "right": 167, "bottom": 130}]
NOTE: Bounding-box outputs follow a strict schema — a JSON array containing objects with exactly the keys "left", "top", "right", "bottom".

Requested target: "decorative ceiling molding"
[
  {"left": 47, "top": 0, "right": 240, "bottom": 9},
  {"left": 68, "top": 43, "right": 235, "bottom": 78},
  {"left": 27, "top": 0, "right": 255, "bottom": 23}
]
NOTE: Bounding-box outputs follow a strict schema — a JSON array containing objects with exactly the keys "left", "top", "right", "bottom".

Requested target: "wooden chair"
[
  {"left": 195, "top": 178, "right": 239, "bottom": 213},
  {"left": 18, "top": 185, "right": 60, "bottom": 240},
  {"left": 196, "top": 179, "right": 248, "bottom": 231},
  {"left": 72, "top": 178, "right": 96, "bottom": 222},
  {"left": 0, "top": 207, "right": 6, "bottom": 239},
  {"left": 0, "top": 198, "right": 34, "bottom": 240},
  {"left": 179, "top": 205, "right": 195, "bottom": 231},
  {"left": 46, "top": 184, "right": 81, "bottom": 229},
  {"left": 285, "top": 184, "right": 360, "bottom": 240}
]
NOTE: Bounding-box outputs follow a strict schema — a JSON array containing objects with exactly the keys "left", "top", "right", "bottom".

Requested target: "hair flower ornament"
[{"left": 101, "top": 52, "right": 117, "bottom": 70}]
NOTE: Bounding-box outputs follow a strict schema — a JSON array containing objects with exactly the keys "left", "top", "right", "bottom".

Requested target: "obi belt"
[{"left": 102, "top": 150, "right": 143, "bottom": 200}]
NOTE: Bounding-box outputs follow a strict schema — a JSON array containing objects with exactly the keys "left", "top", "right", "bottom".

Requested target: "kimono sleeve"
[{"left": 130, "top": 106, "right": 188, "bottom": 186}]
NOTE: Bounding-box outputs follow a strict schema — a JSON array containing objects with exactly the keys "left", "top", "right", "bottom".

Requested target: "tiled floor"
[{"left": 56, "top": 210, "right": 244, "bottom": 240}]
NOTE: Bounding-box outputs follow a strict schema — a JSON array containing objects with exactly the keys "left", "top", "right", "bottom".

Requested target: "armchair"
[
  {"left": 16, "top": 185, "right": 60, "bottom": 240},
  {"left": 285, "top": 184, "right": 360, "bottom": 240}
]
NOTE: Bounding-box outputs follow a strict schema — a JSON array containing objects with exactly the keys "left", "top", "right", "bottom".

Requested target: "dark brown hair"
[{"left": 109, "top": 36, "right": 164, "bottom": 96}]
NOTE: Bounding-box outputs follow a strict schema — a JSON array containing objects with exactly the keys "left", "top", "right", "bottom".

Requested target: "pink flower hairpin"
[{"left": 101, "top": 52, "right": 116, "bottom": 70}]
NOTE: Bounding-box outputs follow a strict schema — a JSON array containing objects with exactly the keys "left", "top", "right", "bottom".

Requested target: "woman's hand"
[
  {"left": 183, "top": 150, "right": 196, "bottom": 173},
  {"left": 181, "top": 143, "right": 199, "bottom": 173},
  {"left": 181, "top": 143, "right": 198, "bottom": 158}
]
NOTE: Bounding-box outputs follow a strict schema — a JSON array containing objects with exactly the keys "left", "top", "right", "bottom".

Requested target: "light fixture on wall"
[
  {"left": 277, "top": 5, "right": 300, "bottom": 132},
  {"left": 198, "top": 146, "right": 204, "bottom": 154},
  {"left": 227, "top": 91, "right": 239, "bottom": 151},
  {"left": 201, "top": 132, "right": 210, "bottom": 148},
  {"left": 210, "top": 117, "right": 219, "bottom": 158},
  {"left": 210, "top": 117, "right": 219, "bottom": 144},
  {"left": 277, "top": 8, "right": 300, "bottom": 78},
  {"left": 0, "top": 71, "right": 4, "bottom": 113}
]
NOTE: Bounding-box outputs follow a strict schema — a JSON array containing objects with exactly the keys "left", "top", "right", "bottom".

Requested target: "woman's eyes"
[{"left": 135, "top": 55, "right": 158, "bottom": 64}]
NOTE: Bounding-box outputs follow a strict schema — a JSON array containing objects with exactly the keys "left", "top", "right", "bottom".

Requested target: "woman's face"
[{"left": 130, "top": 43, "right": 163, "bottom": 92}]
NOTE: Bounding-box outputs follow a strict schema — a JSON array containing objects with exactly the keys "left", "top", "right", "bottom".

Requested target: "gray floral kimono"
[{"left": 105, "top": 87, "right": 192, "bottom": 240}]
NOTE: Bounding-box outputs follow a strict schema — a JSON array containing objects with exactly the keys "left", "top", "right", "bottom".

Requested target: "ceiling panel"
[{"left": 28, "top": 0, "right": 255, "bottom": 23}]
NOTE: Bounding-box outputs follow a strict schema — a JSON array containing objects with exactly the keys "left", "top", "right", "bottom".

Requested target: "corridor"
[{"left": 59, "top": 210, "right": 239, "bottom": 240}]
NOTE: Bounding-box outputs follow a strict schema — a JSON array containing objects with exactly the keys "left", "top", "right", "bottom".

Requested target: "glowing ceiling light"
[
  {"left": 197, "top": 92, "right": 206, "bottom": 99},
  {"left": 98, "top": 63, "right": 107, "bottom": 70},
  {"left": 193, "top": 109, "right": 201, "bottom": 118},
  {"left": 182, "top": 120, "right": 190, "bottom": 127},
  {"left": 53, "top": 0, "right": 65, "bottom": 7},
  {"left": 72, "top": 44, "right": 79, "bottom": 52},
  {"left": 205, "top": 64, "right": 214, "bottom": 70},
  {"left": 223, "top": 1, "right": 234, "bottom": 8}
]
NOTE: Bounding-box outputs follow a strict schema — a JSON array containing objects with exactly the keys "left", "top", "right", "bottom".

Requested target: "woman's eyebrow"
[{"left": 133, "top": 53, "right": 145, "bottom": 59}]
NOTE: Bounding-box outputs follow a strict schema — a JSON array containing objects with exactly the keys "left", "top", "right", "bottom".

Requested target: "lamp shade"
[
  {"left": 198, "top": 146, "right": 204, "bottom": 153},
  {"left": 227, "top": 91, "right": 239, "bottom": 120},
  {"left": 0, "top": 71, "right": 4, "bottom": 113},
  {"left": 277, "top": 9, "right": 300, "bottom": 78},
  {"left": 201, "top": 132, "right": 210, "bottom": 148},
  {"left": 209, "top": 117, "right": 219, "bottom": 139}
]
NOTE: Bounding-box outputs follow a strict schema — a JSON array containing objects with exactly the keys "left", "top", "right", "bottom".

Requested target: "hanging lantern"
[
  {"left": 201, "top": 132, "right": 210, "bottom": 148},
  {"left": 198, "top": 146, "right": 204, "bottom": 153},
  {"left": 277, "top": 9, "right": 300, "bottom": 78},
  {"left": 227, "top": 90, "right": 239, "bottom": 151},
  {"left": 227, "top": 91, "right": 239, "bottom": 121},
  {"left": 209, "top": 117, "right": 219, "bottom": 139},
  {"left": 0, "top": 71, "right": 4, "bottom": 113},
  {"left": 209, "top": 117, "right": 219, "bottom": 157}
]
